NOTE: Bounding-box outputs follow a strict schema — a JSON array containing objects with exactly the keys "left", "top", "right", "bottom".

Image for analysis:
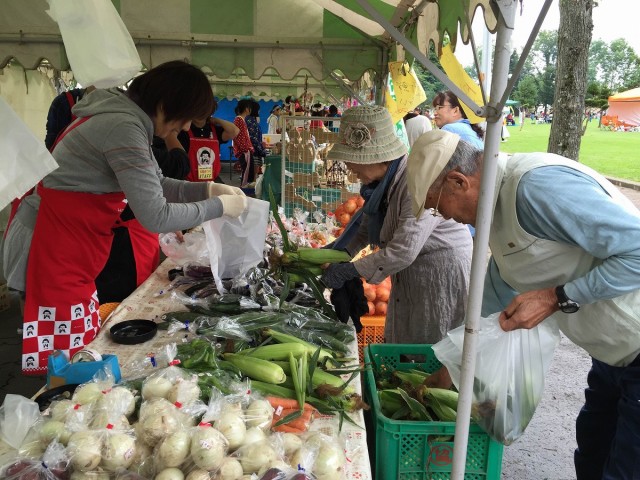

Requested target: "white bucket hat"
[
  {"left": 406, "top": 130, "right": 460, "bottom": 218},
  {"left": 329, "top": 105, "right": 407, "bottom": 164}
]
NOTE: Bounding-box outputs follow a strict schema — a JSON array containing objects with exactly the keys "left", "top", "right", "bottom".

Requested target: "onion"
[
  {"left": 216, "top": 457, "right": 244, "bottom": 480},
  {"left": 244, "top": 399, "right": 273, "bottom": 430},
  {"left": 167, "top": 380, "right": 201, "bottom": 405},
  {"left": 97, "top": 386, "right": 136, "bottom": 417},
  {"left": 242, "top": 427, "right": 266, "bottom": 446},
  {"left": 257, "top": 461, "right": 290, "bottom": 477},
  {"left": 238, "top": 440, "right": 278, "bottom": 474},
  {"left": 281, "top": 433, "right": 302, "bottom": 457},
  {"left": 101, "top": 432, "right": 136, "bottom": 471},
  {"left": 73, "top": 383, "right": 103, "bottom": 405},
  {"left": 138, "top": 399, "right": 184, "bottom": 446},
  {"left": 190, "top": 426, "right": 227, "bottom": 471},
  {"left": 50, "top": 399, "right": 74, "bottom": 422},
  {"left": 155, "top": 468, "right": 185, "bottom": 480},
  {"left": 214, "top": 412, "right": 246, "bottom": 451},
  {"left": 90, "top": 410, "right": 130, "bottom": 430},
  {"left": 142, "top": 376, "right": 173, "bottom": 400},
  {"left": 70, "top": 471, "right": 110, "bottom": 480},
  {"left": 68, "top": 431, "right": 102, "bottom": 472},
  {"left": 311, "top": 444, "right": 345, "bottom": 479},
  {"left": 184, "top": 469, "right": 211, "bottom": 480},
  {"left": 157, "top": 430, "right": 191, "bottom": 468},
  {"left": 39, "top": 419, "right": 71, "bottom": 446}
]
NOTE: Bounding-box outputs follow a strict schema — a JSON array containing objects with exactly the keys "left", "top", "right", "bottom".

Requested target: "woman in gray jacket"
[{"left": 322, "top": 105, "right": 472, "bottom": 344}]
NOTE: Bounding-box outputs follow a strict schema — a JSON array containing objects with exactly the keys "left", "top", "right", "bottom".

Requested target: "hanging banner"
[
  {"left": 385, "top": 61, "right": 427, "bottom": 123},
  {"left": 439, "top": 44, "right": 485, "bottom": 124},
  {"left": 385, "top": 74, "right": 410, "bottom": 149}
]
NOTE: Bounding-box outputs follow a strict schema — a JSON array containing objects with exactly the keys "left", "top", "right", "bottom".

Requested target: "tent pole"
[{"left": 449, "top": 1, "right": 518, "bottom": 478}]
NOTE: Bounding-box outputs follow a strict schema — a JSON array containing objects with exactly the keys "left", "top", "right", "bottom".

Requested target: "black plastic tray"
[
  {"left": 110, "top": 319, "right": 157, "bottom": 345},
  {"left": 34, "top": 383, "right": 79, "bottom": 411}
]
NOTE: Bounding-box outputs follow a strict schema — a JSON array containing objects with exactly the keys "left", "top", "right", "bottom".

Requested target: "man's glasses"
[
  {"left": 432, "top": 184, "right": 444, "bottom": 217},
  {"left": 434, "top": 104, "right": 454, "bottom": 111}
]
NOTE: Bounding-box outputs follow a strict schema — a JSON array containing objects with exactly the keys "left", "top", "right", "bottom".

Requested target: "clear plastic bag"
[
  {"left": 432, "top": 312, "right": 561, "bottom": 445},
  {"left": 160, "top": 231, "right": 210, "bottom": 267},
  {"left": 1, "top": 441, "right": 69, "bottom": 480},
  {"left": 46, "top": 0, "right": 141, "bottom": 88}
]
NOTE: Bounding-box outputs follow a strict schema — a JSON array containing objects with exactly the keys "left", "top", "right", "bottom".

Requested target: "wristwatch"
[{"left": 555, "top": 285, "right": 580, "bottom": 313}]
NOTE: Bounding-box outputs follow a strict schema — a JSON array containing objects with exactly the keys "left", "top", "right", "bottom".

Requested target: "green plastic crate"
[{"left": 364, "top": 344, "right": 504, "bottom": 480}]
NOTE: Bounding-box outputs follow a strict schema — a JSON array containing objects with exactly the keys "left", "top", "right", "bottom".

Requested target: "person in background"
[
  {"left": 3, "top": 60, "right": 247, "bottom": 375},
  {"left": 309, "top": 103, "right": 327, "bottom": 128},
  {"left": 403, "top": 107, "right": 433, "bottom": 147},
  {"left": 152, "top": 98, "right": 239, "bottom": 182},
  {"left": 432, "top": 90, "right": 484, "bottom": 149},
  {"left": 233, "top": 99, "right": 255, "bottom": 187},
  {"left": 267, "top": 104, "right": 282, "bottom": 134},
  {"left": 327, "top": 104, "right": 341, "bottom": 133},
  {"left": 321, "top": 106, "right": 472, "bottom": 345},
  {"left": 408, "top": 129, "right": 640, "bottom": 480},
  {"left": 44, "top": 86, "right": 96, "bottom": 150},
  {"left": 247, "top": 100, "right": 268, "bottom": 180}
]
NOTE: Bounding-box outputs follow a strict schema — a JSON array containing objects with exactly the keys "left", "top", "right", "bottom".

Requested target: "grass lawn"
[{"left": 498, "top": 122, "right": 640, "bottom": 182}]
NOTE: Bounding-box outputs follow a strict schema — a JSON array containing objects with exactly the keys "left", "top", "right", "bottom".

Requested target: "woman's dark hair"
[
  {"left": 329, "top": 105, "right": 339, "bottom": 116},
  {"left": 127, "top": 60, "right": 213, "bottom": 123},
  {"left": 432, "top": 90, "right": 484, "bottom": 140},
  {"left": 249, "top": 100, "right": 260, "bottom": 117},
  {"left": 235, "top": 99, "right": 253, "bottom": 116}
]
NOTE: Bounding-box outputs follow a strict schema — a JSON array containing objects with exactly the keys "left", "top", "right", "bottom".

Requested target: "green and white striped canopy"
[{"left": 0, "top": 0, "right": 497, "bottom": 99}]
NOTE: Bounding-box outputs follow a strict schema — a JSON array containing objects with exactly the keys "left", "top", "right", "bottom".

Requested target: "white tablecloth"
[{"left": 95, "top": 259, "right": 373, "bottom": 480}]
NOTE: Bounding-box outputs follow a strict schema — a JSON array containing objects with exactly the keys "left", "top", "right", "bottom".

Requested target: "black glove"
[
  {"left": 329, "top": 277, "right": 368, "bottom": 333},
  {"left": 321, "top": 262, "right": 359, "bottom": 289}
]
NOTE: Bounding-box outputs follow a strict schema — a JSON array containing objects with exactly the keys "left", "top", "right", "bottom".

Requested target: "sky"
[{"left": 454, "top": 0, "right": 639, "bottom": 67}]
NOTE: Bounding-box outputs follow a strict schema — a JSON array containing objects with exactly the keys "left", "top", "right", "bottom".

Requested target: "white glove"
[
  {"left": 219, "top": 194, "right": 248, "bottom": 218},
  {"left": 208, "top": 182, "right": 245, "bottom": 198}
]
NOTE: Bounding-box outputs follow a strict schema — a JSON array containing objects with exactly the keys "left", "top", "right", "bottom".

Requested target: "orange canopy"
[{"left": 608, "top": 87, "right": 640, "bottom": 126}]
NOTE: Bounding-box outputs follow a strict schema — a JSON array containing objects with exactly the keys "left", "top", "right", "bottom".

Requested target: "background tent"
[{"left": 607, "top": 87, "right": 640, "bottom": 127}]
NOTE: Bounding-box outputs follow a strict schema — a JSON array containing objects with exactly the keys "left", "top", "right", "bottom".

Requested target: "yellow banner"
[
  {"left": 438, "top": 44, "right": 484, "bottom": 124},
  {"left": 385, "top": 61, "right": 427, "bottom": 124}
]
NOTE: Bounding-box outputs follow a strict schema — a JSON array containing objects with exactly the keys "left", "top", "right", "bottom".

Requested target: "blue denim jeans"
[{"left": 574, "top": 354, "right": 640, "bottom": 480}]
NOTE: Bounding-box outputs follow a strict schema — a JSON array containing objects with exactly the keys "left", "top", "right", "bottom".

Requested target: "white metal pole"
[{"left": 449, "top": 1, "right": 517, "bottom": 478}]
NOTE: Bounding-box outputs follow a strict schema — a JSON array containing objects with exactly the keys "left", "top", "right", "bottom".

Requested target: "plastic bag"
[
  {"left": 432, "top": 312, "right": 561, "bottom": 445},
  {"left": 0, "top": 98, "right": 59, "bottom": 210},
  {"left": 46, "top": 0, "right": 141, "bottom": 88},
  {"left": 0, "top": 394, "right": 41, "bottom": 450},
  {"left": 203, "top": 198, "right": 270, "bottom": 293},
  {"left": 1, "top": 441, "right": 69, "bottom": 480},
  {"left": 160, "top": 231, "right": 210, "bottom": 267}
]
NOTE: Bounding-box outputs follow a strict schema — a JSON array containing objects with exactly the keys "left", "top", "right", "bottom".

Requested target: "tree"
[
  {"left": 512, "top": 75, "right": 539, "bottom": 110},
  {"left": 548, "top": 0, "right": 593, "bottom": 160}
]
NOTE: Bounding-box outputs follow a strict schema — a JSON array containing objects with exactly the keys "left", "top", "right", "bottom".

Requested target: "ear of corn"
[
  {"left": 237, "top": 343, "right": 308, "bottom": 360},
  {"left": 223, "top": 353, "right": 286, "bottom": 384},
  {"left": 273, "top": 360, "right": 355, "bottom": 395},
  {"left": 266, "top": 329, "right": 334, "bottom": 361},
  {"left": 282, "top": 247, "right": 351, "bottom": 266}
]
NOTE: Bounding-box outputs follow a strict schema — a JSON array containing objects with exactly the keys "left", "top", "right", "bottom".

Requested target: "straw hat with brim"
[
  {"left": 406, "top": 130, "right": 460, "bottom": 218},
  {"left": 329, "top": 105, "right": 408, "bottom": 164}
]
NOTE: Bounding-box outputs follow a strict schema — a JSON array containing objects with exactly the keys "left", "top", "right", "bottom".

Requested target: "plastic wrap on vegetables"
[
  {"left": 1, "top": 440, "right": 69, "bottom": 480},
  {"left": 288, "top": 431, "right": 346, "bottom": 480}
]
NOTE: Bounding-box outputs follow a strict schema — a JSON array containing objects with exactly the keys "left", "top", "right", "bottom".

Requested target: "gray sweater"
[{"left": 3, "top": 89, "right": 223, "bottom": 291}]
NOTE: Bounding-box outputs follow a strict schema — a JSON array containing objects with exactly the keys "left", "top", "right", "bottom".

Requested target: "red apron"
[
  {"left": 185, "top": 128, "right": 220, "bottom": 182},
  {"left": 22, "top": 185, "right": 127, "bottom": 375}
]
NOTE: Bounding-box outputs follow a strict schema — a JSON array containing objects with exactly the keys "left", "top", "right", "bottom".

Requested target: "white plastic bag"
[
  {"left": 0, "top": 394, "right": 41, "bottom": 450},
  {"left": 203, "top": 198, "right": 270, "bottom": 292},
  {"left": 46, "top": 0, "right": 141, "bottom": 88},
  {"left": 0, "top": 97, "right": 59, "bottom": 210},
  {"left": 432, "top": 312, "right": 561, "bottom": 445}
]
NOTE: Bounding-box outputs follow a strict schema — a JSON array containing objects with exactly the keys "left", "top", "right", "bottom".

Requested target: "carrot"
[
  {"left": 266, "top": 395, "right": 299, "bottom": 410},
  {"left": 272, "top": 423, "right": 305, "bottom": 434},
  {"left": 272, "top": 406, "right": 316, "bottom": 431}
]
